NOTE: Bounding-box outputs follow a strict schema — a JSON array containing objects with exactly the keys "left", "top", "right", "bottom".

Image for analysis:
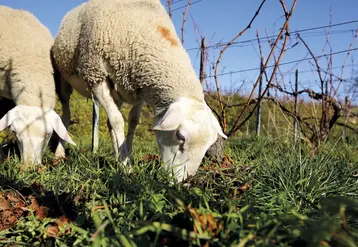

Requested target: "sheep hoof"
[
  {"left": 120, "top": 156, "right": 135, "bottom": 174},
  {"left": 54, "top": 146, "right": 66, "bottom": 160},
  {"left": 122, "top": 156, "right": 132, "bottom": 166}
]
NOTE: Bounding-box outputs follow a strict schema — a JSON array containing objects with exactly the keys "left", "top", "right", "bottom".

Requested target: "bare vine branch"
[
  {"left": 213, "top": 0, "right": 267, "bottom": 132},
  {"left": 167, "top": 0, "right": 172, "bottom": 19},
  {"left": 297, "top": 33, "right": 327, "bottom": 133},
  {"left": 181, "top": 0, "right": 191, "bottom": 44},
  {"left": 336, "top": 122, "right": 358, "bottom": 134},
  {"left": 228, "top": 0, "right": 298, "bottom": 136},
  {"left": 332, "top": 28, "right": 358, "bottom": 98}
]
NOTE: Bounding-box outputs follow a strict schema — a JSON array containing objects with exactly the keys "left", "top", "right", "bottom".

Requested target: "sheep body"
[
  {"left": 0, "top": 5, "right": 55, "bottom": 108},
  {"left": 52, "top": 0, "right": 226, "bottom": 181},
  {"left": 52, "top": 0, "right": 204, "bottom": 111}
]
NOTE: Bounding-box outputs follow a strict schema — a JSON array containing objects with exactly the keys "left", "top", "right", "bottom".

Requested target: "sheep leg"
[
  {"left": 54, "top": 99, "right": 70, "bottom": 158},
  {"left": 91, "top": 98, "right": 100, "bottom": 153},
  {"left": 107, "top": 118, "right": 118, "bottom": 157},
  {"left": 54, "top": 78, "right": 72, "bottom": 159},
  {"left": 114, "top": 102, "right": 143, "bottom": 167},
  {"left": 125, "top": 102, "right": 143, "bottom": 156},
  {"left": 91, "top": 80, "right": 126, "bottom": 163},
  {"left": 106, "top": 100, "right": 124, "bottom": 159}
]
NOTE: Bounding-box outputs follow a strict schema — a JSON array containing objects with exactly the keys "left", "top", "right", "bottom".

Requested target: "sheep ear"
[
  {"left": 0, "top": 107, "right": 17, "bottom": 131},
  {"left": 153, "top": 101, "right": 183, "bottom": 131},
  {"left": 48, "top": 110, "right": 76, "bottom": 146},
  {"left": 210, "top": 111, "right": 227, "bottom": 139}
]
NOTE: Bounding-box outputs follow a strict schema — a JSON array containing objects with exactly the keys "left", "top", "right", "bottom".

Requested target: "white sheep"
[
  {"left": 51, "top": 0, "right": 227, "bottom": 182},
  {"left": 0, "top": 5, "right": 76, "bottom": 166}
]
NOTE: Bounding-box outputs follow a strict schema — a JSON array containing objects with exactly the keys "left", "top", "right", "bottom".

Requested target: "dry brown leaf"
[
  {"left": 0, "top": 199, "right": 11, "bottom": 210},
  {"left": 14, "top": 200, "right": 25, "bottom": 209},
  {"left": 220, "top": 156, "right": 234, "bottom": 169},
  {"left": 239, "top": 183, "right": 250, "bottom": 192},
  {"left": 51, "top": 156, "right": 70, "bottom": 167},
  {"left": 55, "top": 215, "right": 71, "bottom": 235},
  {"left": 35, "top": 206, "right": 49, "bottom": 220},
  {"left": 189, "top": 207, "right": 222, "bottom": 237},
  {"left": 30, "top": 196, "right": 40, "bottom": 211},
  {"left": 7, "top": 215, "right": 17, "bottom": 224},
  {"left": 56, "top": 215, "right": 70, "bottom": 227},
  {"left": 46, "top": 225, "right": 59, "bottom": 238},
  {"left": 6, "top": 191, "right": 22, "bottom": 203},
  {"left": 206, "top": 214, "right": 216, "bottom": 231},
  {"left": 320, "top": 241, "right": 329, "bottom": 246},
  {"left": 91, "top": 205, "right": 106, "bottom": 213},
  {"left": 73, "top": 185, "right": 86, "bottom": 204},
  {"left": 36, "top": 165, "right": 47, "bottom": 173},
  {"left": 0, "top": 209, "right": 20, "bottom": 231},
  {"left": 12, "top": 208, "right": 25, "bottom": 219},
  {"left": 1, "top": 209, "right": 12, "bottom": 219}
]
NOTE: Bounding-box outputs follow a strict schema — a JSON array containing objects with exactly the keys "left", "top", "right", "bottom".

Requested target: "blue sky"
[{"left": 2, "top": 0, "right": 358, "bottom": 101}]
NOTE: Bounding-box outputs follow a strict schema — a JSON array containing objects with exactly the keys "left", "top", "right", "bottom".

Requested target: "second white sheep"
[
  {"left": 0, "top": 5, "right": 76, "bottom": 166},
  {"left": 52, "top": 0, "right": 226, "bottom": 181}
]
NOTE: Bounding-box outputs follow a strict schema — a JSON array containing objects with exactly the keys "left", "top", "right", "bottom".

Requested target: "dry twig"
[
  {"left": 181, "top": 0, "right": 191, "bottom": 44},
  {"left": 333, "top": 28, "right": 358, "bottom": 98},
  {"left": 297, "top": 33, "right": 327, "bottom": 133},
  {"left": 167, "top": 0, "right": 172, "bottom": 19},
  {"left": 213, "top": 0, "right": 267, "bottom": 132},
  {"left": 228, "top": 0, "right": 298, "bottom": 136}
]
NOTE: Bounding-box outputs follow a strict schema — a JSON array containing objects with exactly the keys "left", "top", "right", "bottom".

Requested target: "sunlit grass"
[{"left": 0, "top": 136, "right": 357, "bottom": 246}]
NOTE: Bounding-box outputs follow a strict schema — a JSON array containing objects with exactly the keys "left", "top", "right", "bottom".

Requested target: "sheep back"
[
  {"left": 0, "top": 5, "right": 55, "bottom": 109},
  {"left": 52, "top": 0, "right": 204, "bottom": 110}
]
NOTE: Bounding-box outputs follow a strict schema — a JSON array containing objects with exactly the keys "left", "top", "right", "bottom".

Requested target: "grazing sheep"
[
  {"left": 0, "top": 5, "right": 76, "bottom": 166},
  {"left": 51, "top": 0, "right": 226, "bottom": 182}
]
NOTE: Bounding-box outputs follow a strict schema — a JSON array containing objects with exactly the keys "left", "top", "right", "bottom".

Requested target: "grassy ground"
[
  {"left": 0, "top": 135, "right": 358, "bottom": 246},
  {"left": 0, "top": 92, "right": 358, "bottom": 246}
]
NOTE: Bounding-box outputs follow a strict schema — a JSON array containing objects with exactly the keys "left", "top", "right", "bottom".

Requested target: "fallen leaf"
[
  {"left": 36, "top": 165, "right": 47, "bottom": 173},
  {"left": 46, "top": 225, "right": 59, "bottom": 238},
  {"left": 238, "top": 183, "right": 250, "bottom": 193},
  {"left": 0, "top": 199, "right": 11, "bottom": 210},
  {"left": 14, "top": 200, "right": 25, "bottom": 209},
  {"left": 320, "top": 241, "right": 329, "bottom": 246},
  {"left": 55, "top": 215, "right": 71, "bottom": 235},
  {"left": 35, "top": 206, "right": 49, "bottom": 220},
  {"left": 30, "top": 196, "right": 40, "bottom": 211},
  {"left": 6, "top": 191, "right": 22, "bottom": 203},
  {"left": 220, "top": 156, "right": 234, "bottom": 169},
  {"left": 73, "top": 185, "right": 86, "bottom": 204},
  {"left": 56, "top": 215, "right": 70, "bottom": 226},
  {"left": 7, "top": 215, "right": 17, "bottom": 224},
  {"left": 0, "top": 209, "right": 12, "bottom": 219},
  {"left": 189, "top": 207, "right": 222, "bottom": 237}
]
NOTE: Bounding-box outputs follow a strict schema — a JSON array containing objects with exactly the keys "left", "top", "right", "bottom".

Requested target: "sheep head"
[
  {"left": 0, "top": 105, "right": 75, "bottom": 166},
  {"left": 153, "top": 97, "right": 227, "bottom": 182}
]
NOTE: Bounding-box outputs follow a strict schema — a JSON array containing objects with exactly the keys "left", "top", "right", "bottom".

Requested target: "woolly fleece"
[
  {"left": 52, "top": 0, "right": 205, "bottom": 114},
  {"left": 0, "top": 5, "right": 56, "bottom": 109}
]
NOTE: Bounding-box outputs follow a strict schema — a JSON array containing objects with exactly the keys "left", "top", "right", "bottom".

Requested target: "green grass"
[
  {"left": 0, "top": 136, "right": 358, "bottom": 246},
  {"left": 0, "top": 92, "right": 358, "bottom": 246}
]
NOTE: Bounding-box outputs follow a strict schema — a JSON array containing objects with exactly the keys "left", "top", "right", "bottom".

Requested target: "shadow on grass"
[{"left": 0, "top": 174, "right": 79, "bottom": 220}]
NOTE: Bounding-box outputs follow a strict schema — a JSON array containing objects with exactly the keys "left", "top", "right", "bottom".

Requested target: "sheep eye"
[{"left": 176, "top": 130, "right": 186, "bottom": 142}]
